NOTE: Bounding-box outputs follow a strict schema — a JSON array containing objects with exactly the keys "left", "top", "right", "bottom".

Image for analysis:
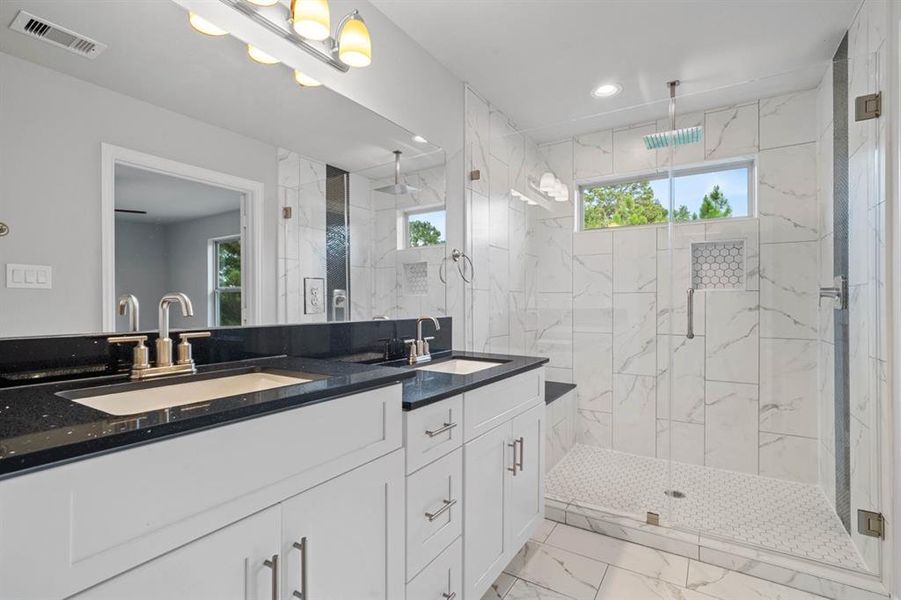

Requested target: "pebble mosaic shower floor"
[{"left": 546, "top": 444, "right": 867, "bottom": 571}]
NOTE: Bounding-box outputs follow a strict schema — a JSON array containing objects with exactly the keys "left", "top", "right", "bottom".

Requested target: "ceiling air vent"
[{"left": 9, "top": 11, "right": 107, "bottom": 59}]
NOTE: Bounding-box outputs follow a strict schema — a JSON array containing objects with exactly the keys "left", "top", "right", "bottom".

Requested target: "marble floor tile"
[
  {"left": 531, "top": 519, "right": 558, "bottom": 543},
  {"left": 595, "top": 566, "right": 713, "bottom": 600},
  {"left": 545, "top": 523, "right": 689, "bottom": 586},
  {"left": 504, "top": 541, "right": 607, "bottom": 600},
  {"left": 504, "top": 579, "right": 575, "bottom": 600},
  {"left": 482, "top": 572, "right": 517, "bottom": 600},
  {"left": 686, "top": 560, "right": 829, "bottom": 600}
]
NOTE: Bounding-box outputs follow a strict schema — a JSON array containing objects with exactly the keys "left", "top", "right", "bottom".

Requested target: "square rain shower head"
[{"left": 643, "top": 126, "right": 704, "bottom": 150}]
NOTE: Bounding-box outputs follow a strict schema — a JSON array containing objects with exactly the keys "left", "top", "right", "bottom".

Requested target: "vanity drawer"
[
  {"left": 406, "top": 446, "right": 463, "bottom": 580},
  {"left": 406, "top": 537, "right": 462, "bottom": 600},
  {"left": 463, "top": 368, "right": 543, "bottom": 441},
  {"left": 404, "top": 394, "right": 463, "bottom": 474}
]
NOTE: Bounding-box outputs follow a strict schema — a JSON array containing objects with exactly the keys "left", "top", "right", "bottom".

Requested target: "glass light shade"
[
  {"left": 291, "top": 0, "right": 331, "bottom": 41},
  {"left": 247, "top": 0, "right": 279, "bottom": 5},
  {"left": 247, "top": 45, "right": 280, "bottom": 65},
  {"left": 338, "top": 15, "right": 371, "bottom": 68},
  {"left": 555, "top": 184, "right": 569, "bottom": 202},
  {"left": 550, "top": 181, "right": 565, "bottom": 199},
  {"left": 539, "top": 172, "right": 556, "bottom": 192},
  {"left": 294, "top": 70, "right": 322, "bottom": 87},
  {"left": 189, "top": 12, "right": 227, "bottom": 36}
]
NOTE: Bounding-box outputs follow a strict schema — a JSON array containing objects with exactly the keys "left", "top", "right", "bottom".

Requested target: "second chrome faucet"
[{"left": 109, "top": 292, "right": 210, "bottom": 380}]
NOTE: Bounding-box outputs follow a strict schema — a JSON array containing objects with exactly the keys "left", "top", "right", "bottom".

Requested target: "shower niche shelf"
[{"left": 690, "top": 240, "right": 745, "bottom": 290}]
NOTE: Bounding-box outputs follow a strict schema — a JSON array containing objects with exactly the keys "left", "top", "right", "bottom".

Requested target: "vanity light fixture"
[
  {"left": 336, "top": 10, "right": 371, "bottom": 67},
  {"left": 246, "top": 0, "right": 279, "bottom": 5},
  {"left": 294, "top": 70, "right": 322, "bottom": 87},
  {"left": 291, "top": 0, "right": 330, "bottom": 41},
  {"left": 591, "top": 82, "right": 622, "bottom": 98},
  {"left": 538, "top": 171, "right": 556, "bottom": 193},
  {"left": 247, "top": 44, "right": 280, "bottom": 64},
  {"left": 188, "top": 12, "right": 228, "bottom": 36}
]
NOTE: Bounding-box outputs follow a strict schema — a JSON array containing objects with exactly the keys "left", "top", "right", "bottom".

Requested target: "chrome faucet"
[
  {"left": 117, "top": 294, "right": 140, "bottom": 332},
  {"left": 108, "top": 292, "right": 210, "bottom": 380},
  {"left": 407, "top": 316, "right": 441, "bottom": 365}
]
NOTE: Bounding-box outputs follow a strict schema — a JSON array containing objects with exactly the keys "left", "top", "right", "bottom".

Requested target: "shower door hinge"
[
  {"left": 855, "top": 92, "right": 881, "bottom": 121},
  {"left": 470, "top": 169, "right": 481, "bottom": 181},
  {"left": 857, "top": 509, "right": 885, "bottom": 539},
  {"left": 282, "top": 207, "right": 293, "bottom": 219}
]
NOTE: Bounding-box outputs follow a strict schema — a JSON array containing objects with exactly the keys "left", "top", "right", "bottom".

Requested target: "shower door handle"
[{"left": 686, "top": 288, "right": 695, "bottom": 339}]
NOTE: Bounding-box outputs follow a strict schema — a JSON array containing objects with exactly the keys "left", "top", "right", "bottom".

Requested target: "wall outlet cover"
[{"left": 303, "top": 277, "right": 325, "bottom": 314}]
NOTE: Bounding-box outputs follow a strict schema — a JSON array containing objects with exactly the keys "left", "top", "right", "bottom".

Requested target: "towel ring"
[{"left": 439, "top": 248, "right": 474, "bottom": 284}]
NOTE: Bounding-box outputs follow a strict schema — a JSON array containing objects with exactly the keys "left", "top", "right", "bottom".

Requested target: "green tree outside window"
[{"left": 409, "top": 219, "right": 444, "bottom": 247}]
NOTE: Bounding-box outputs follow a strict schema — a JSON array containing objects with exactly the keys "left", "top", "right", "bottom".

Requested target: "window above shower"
[
  {"left": 579, "top": 160, "right": 754, "bottom": 231},
  {"left": 404, "top": 207, "right": 447, "bottom": 248}
]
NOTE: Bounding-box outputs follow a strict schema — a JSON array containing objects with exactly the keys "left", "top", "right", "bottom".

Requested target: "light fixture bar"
[{"left": 218, "top": 0, "right": 349, "bottom": 72}]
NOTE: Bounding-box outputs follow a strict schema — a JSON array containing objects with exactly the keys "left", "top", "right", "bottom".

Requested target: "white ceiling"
[
  {"left": 115, "top": 165, "right": 242, "bottom": 224},
  {"left": 0, "top": 0, "right": 442, "bottom": 174},
  {"left": 372, "top": 0, "right": 860, "bottom": 142}
]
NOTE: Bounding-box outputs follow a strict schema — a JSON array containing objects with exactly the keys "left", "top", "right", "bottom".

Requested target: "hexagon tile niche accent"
[{"left": 690, "top": 240, "right": 745, "bottom": 290}]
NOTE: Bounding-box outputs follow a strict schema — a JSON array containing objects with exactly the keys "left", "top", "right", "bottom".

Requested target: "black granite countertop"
[
  {"left": 545, "top": 381, "right": 577, "bottom": 405},
  {"left": 0, "top": 356, "right": 414, "bottom": 480},
  {"left": 387, "top": 351, "right": 550, "bottom": 410}
]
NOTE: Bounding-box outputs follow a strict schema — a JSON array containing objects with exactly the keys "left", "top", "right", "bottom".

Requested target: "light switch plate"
[{"left": 6, "top": 264, "right": 52, "bottom": 289}]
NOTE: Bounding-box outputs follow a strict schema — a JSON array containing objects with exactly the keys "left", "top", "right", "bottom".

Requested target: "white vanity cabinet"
[
  {"left": 463, "top": 370, "right": 545, "bottom": 600},
  {"left": 0, "top": 384, "right": 403, "bottom": 600}
]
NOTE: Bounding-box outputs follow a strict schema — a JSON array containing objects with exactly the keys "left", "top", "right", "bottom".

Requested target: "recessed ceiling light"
[
  {"left": 412, "top": 135, "right": 428, "bottom": 144},
  {"left": 591, "top": 83, "right": 622, "bottom": 98},
  {"left": 247, "top": 44, "right": 280, "bottom": 65}
]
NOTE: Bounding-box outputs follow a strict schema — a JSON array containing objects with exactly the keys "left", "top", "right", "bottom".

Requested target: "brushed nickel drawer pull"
[
  {"left": 516, "top": 436, "right": 525, "bottom": 471},
  {"left": 425, "top": 498, "right": 457, "bottom": 521},
  {"left": 263, "top": 554, "right": 278, "bottom": 600},
  {"left": 425, "top": 422, "right": 457, "bottom": 437},
  {"left": 292, "top": 538, "right": 307, "bottom": 599},
  {"left": 442, "top": 593, "right": 457, "bottom": 599}
]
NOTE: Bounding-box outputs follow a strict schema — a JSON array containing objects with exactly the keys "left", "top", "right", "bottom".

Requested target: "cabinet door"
[
  {"left": 463, "top": 421, "right": 513, "bottom": 600},
  {"left": 280, "top": 449, "right": 404, "bottom": 600},
  {"left": 73, "top": 507, "right": 280, "bottom": 600},
  {"left": 508, "top": 403, "right": 546, "bottom": 549}
]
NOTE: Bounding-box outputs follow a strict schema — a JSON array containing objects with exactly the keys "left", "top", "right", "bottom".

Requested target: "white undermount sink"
[
  {"left": 64, "top": 372, "right": 312, "bottom": 416},
  {"left": 416, "top": 358, "right": 504, "bottom": 375}
]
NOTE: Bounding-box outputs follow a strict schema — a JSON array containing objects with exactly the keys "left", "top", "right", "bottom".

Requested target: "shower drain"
[{"left": 664, "top": 490, "right": 686, "bottom": 499}]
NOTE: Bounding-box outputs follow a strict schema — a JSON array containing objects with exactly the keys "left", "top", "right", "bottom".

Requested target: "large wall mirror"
[{"left": 0, "top": 0, "right": 448, "bottom": 338}]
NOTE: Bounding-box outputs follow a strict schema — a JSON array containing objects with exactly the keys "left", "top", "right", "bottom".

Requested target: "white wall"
[
  {"left": 114, "top": 221, "right": 169, "bottom": 331},
  {"left": 0, "top": 53, "right": 279, "bottom": 337}
]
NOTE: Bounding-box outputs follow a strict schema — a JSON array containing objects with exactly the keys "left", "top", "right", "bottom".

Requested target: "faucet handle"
[
  {"left": 108, "top": 335, "right": 150, "bottom": 369},
  {"left": 176, "top": 331, "right": 211, "bottom": 366}
]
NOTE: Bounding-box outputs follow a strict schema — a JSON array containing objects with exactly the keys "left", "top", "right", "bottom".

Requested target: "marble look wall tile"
[
  {"left": 816, "top": 64, "right": 834, "bottom": 139},
  {"left": 759, "top": 90, "right": 818, "bottom": 150},
  {"left": 612, "top": 373, "right": 656, "bottom": 457},
  {"left": 613, "top": 227, "right": 656, "bottom": 293},
  {"left": 465, "top": 87, "right": 490, "bottom": 197},
  {"left": 705, "top": 291, "right": 759, "bottom": 384},
  {"left": 760, "top": 241, "right": 817, "bottom": 339},
  {"left": 546, "top": 367, "right": 573, "bottom": 384},
  {"left": 573, "top": 229, "right": 612, "bottom": 256},
  {"left": 759, "top": 338, "right": 817, "bottom": 437},
  {"left": 537, "top": 217, "right": 573, "bottom": 293},
  {"left": 504, "top": 541, "right": 606, "bottom": 600},
  {"left": 656, "top": 248, "right": 705, "bottom": 336},
  {"left": 545, "top": 524, "right": 690, "bottom": 586},
  {"left": 278, "top": 148, "right": 300, "bottom": 189},
  {"left": 573, "top": 129, "right": 613, "bottom": 181},
  {"left": 759, "top": 143, "right": 818, "bottom": 243},
  {"left": 655, "top": 111, "right": 705, "bottom": 167},
  {"left": 372, "top": 267, "right": 398, "bottom": 318},
  {"left": 509, "top": 206, "right": 527, "bottom": 291},
  {"left": 573, "top": 331, "right": 613, "bottom": 412},
  {"left": 705, "top": 218, "right": 759, "bottom": 290},
  {"left": 541, "top": 139, "right": 574, "bottom": 189},
  {"left": 470, "top": 190, "right": 491, "bottom": 291},
  {"left": 613, "top": 293, "right": 656, "bottom": 376},
  {"left": 349, "top": 206, "right": 372, "bottom": 268},
  {"left": 577, "top": 409, "right": 612, "bottom": 448},
  {"left": 489, "top": 246, "right": 510, "bottom": 337},
  {"left": 657, "top": 221, "right": 705, "bottom": 251},
  {"left": 372, "top": 208, "right": 398, "bottom": 269},
  {"left": 705, "top": 381, "right": 759, "bottom": 474},
  {"left": 489, "top": 108, "right": 516, "bottom": 165},
  {"left": 705, "top": 102, "right": 759, "bottom": 160},
  {"left": 656, "top": 419, "right": 705, "bottom": 466},
  {"left": 759, "top": 432, "right": 818, "bottom": 484},
  {"left": 850, "top": 414, "right": 880, "bottom": 572},
  {"left": 656, "top": 334, "right": 705, "bottom": 424},
  {"left": 472, "top": 288, "right": 490, "bottom": 353},
  {"left": 349, "top": 266, "right": 372, "bottom": 321},
  {"left": 536, "top": 292, "right": 573, "bottom": 369},
  {"left": 488, "top": 155, "right": 510, "bottom": 249},
  {"left": 573, "top": 254, "right": 612, "bottom": 333},
  {"left": 488, "top": 335, "right": 509, "bottom": 354},
  {"left": 817, "top": 124, "right": 835, "bottom": 238},
  {"left": 298, "top": 156, "right": 326, "bottom": 186},
  {"left": 613, "top": 122, "right": 657, "bottom": 174}
]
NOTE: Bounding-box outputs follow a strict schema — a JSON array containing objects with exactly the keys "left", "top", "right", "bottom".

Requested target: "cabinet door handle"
[
  {"left": 686, "top": 288, "right": 695, "bottom": 340},
  {"left": 263, "top": 554, "right": 278, "bottom": 600},
  {"left": 425, "top": 498, "right": 457, "bottom": 522},
  {"left": 442, "top": 593, "right": 457, "bottom": 600},
  {"left": 516, "top": 436, "right": 525, "bottom": 471},
  {"left": 425, "top": 422, "right": 457, "bottom": 437},
  {"left": 507, "top": 438, "right": 520, "bottom": 476},
  {"left": 292, "top": 538, "right": 307, "bottom": 599}
]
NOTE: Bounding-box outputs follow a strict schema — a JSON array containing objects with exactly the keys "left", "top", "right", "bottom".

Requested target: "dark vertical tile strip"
[{"left": 326, "top": 165, "right": 350, "bottom": 321}]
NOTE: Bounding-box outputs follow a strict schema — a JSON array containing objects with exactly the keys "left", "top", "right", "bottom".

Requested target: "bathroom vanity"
[{"left": 0, "top": 340, "right": 547, "bottom": 600}]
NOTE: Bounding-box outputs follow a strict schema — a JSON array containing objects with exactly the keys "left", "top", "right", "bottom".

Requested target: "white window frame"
[
  {"left": 576, "top": 157, "right": 757, "bottom": 232},
  {"left": 208, "top": 235, "right": 242, "bottom": 327},
  {"left": 402, "top": 206, "right": 447, "bottom": 249}
]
